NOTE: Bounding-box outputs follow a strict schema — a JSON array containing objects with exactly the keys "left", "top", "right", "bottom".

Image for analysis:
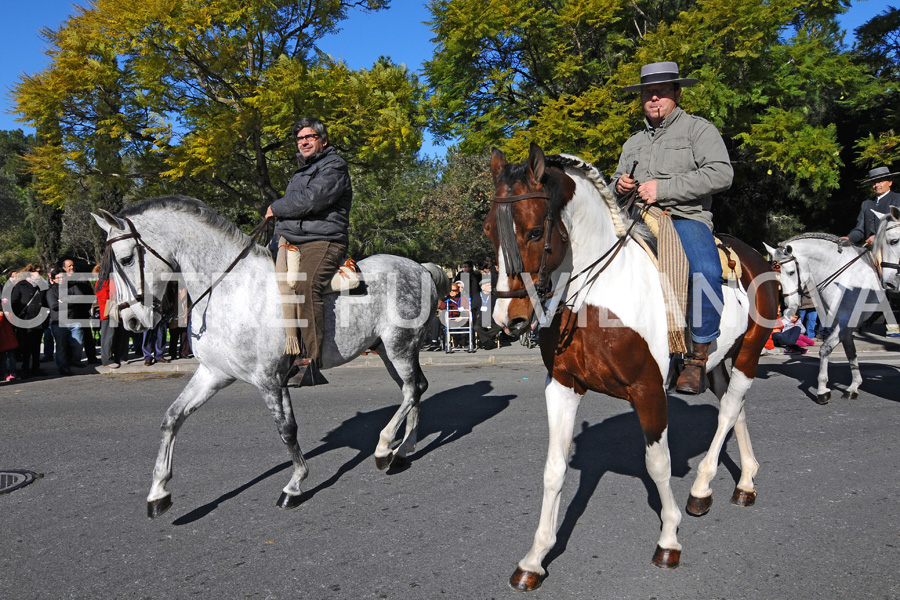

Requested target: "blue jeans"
[
  {"left": 798, "top": 308, "right": 818, "bottom": 338},
  {"left": 50, "top": 322, "right": 75, "bottom": 373},
  {"left": 66, "top": 323, "right": 85, "bottom": 364},
  {"left": 142, "top": 320, "right": 168, "bottom": 360},
  {"left": 673, "top": 219, "right": 724, "bottom": 344}
]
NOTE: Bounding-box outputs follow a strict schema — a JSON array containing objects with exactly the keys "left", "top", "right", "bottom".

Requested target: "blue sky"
[{"left": 0, "top": 0, "right": 893, "bottom": 155}]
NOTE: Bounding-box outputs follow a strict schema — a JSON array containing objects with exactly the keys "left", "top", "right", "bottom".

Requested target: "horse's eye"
[
  {"left": 120, "top": 252, "right": 135, "bottom": 267},
  {"left": 528, "top": 228, "right": 544, "bottom": 241},
  {"left": 890, "top": 238, "right": 899, "bottom": 246}
]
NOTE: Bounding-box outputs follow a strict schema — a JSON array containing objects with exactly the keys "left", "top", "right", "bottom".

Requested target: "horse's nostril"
[{"left": 508, "top": 317, "right": 528, "bottom": 336}]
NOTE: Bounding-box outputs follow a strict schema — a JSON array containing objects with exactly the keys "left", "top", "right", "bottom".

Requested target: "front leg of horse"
[
  {"left": 815, "top": 330, "right": 841, "bottom": 404},
  {"left": 840, "top": 335, "right": 862, "bottom": 400},
  {"left": 147, "top": 367, "right": 231, "bottom": 518},
  {"left": 147, "top": 428, "right": 177, "bottom": 519},
  {"left": 645, "top": 430, "right": 683, "bottom": 568},
  {"left": 510, "top": 379, "right": 582, "bottom": 592}
]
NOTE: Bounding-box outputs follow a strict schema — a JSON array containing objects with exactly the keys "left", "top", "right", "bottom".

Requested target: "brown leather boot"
[{"left": 675, "top": 342, "right": 711, "bottom": 395}]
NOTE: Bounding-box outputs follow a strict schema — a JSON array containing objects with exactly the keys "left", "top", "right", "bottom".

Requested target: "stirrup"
[{"left": 284, "top": 360, "right": 329, "bottom": 387}]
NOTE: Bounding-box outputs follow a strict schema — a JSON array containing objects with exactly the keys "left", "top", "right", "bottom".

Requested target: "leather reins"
[
  {"left": 105, "top": 216, "right": 271, "bottom": 316},
  {"left": 491, "top": 164, "right": 646, "bottom": 308},
  {"left": 774, "top": 242, "right": 880, "bottom": 301}
]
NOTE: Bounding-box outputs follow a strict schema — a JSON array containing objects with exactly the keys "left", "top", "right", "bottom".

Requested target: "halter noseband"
[
  {"left": 491, "top": 190, "right": 567, "bottom": 301},
  {"left": 105, "top": 217, "right": 176, "bottom": 314}
]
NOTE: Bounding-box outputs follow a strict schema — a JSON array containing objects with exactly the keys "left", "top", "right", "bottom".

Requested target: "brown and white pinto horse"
[{"left": 485, "top": 144, "right": 778, "bottom": 591}]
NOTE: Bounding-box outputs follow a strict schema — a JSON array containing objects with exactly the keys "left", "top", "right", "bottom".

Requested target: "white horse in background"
[
  {"left": 766, "top": 234, "right": 895, "bottom": 404},
  {"left": 93, "top": 196, "right": 447, "bottom": 518},
  {"left": 874, "top": 206, "right": 900, "bottom": 292}
]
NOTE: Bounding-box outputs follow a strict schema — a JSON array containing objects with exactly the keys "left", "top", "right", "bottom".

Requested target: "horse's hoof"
[
  {"left": 815, "top": 391, "right": 831, "bottom": 405},
  {"left": 509, "top": 567, "right": 545, "bottom": 592},
  {"left": 651, "top": 545, "right": 681, "bottom": 569},
  {"left": 841, "top": 391, "right": 859, "bottom": 400},
  {"left": 390, "top": 455, "right": 407, "bottom": 468},
  {"left": 147, "top": 495, "right": 173, "bottom": 519},
  {"left": 276, "top": 492, "right": 304, "bottom": 509},
  {"left": 731, "top": 488, "right": 757, "bottom": 507},
  {"left": 374, "top": 454, "right": 393, "bottom": 471},
  {"left": 686, "top": 494, "right": 712, "bottom": 516}
]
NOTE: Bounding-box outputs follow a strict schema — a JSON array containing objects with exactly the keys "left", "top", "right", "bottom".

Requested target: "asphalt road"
[{"left": 2, "top": 354, "right": 899, "bottom": 599}]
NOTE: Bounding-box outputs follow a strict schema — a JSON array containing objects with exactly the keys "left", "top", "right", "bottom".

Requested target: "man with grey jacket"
[
  {"left": 266, "top": 117, "right": 352, "bottom": 386},
  {"left": 611, "top": 61, "right": 734, "bottom": 394}
]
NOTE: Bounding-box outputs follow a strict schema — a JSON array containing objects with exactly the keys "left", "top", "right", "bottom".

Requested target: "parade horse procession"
[
  {"left": 765, "top": 205, "right": 900, "bottom": 405},
  {"left": 91, "top": 146, "right": 897, "bottom": 593}
]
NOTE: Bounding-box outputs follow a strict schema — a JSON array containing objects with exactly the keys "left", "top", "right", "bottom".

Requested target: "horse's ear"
[
  {"left": 92, "top": 210, "right": 126, "bottom": 234},
  {"left": 490, "top": 147, "right": 507, "bottom": 183},
  {"left": 872, "top": 209, "right": 887, "bottom": 221},
  {"left": 891, "top": 205, "right": 900, "bottom": 220},
  {"left": 763, "top": 242, "right": 779, "bottom": 258},
  {"left": 784, "top": 244, "right": 793, "bottom": 256},
  {"left": 527, "top": 142, "right": 545, "bottom": 184}
]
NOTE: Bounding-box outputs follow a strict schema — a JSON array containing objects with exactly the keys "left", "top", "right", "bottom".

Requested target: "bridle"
[
  {"left": 774, "top": 241, "right": 881, "bottom": 301},
  {"left": 879, "top": 222, "right": 900, "bottom": 276},
  {"left": 105, "top": 217, "right": 177, "bottom": 314},
  {"left": 491, "top": 190, "right": 567, "bottom": 302},
  {"left": 772, "top": 255, "right": 802, "bottom": 303},
  {"left": 105, "top": 215, "right": 270, "bottom": 317}
]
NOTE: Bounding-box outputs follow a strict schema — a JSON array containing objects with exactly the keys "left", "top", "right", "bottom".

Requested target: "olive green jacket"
[{"left": 612, "top": 107, "right": 733, "bottom": 231}]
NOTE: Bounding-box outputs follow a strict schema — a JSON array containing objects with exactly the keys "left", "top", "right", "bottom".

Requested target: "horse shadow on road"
[
  {"left": 755, "top": 358, "right": 900, "bottom": 404},
  {"left": 543, "top": 394, "right": 732, "bottom": 571},
  {"left": 174, "top": 380, "right": 513, "bottom": 525}
]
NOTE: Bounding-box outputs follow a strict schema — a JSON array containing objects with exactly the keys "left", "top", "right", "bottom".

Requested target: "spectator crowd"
[{"left": 1, "top": 258, "right": 192, "bottom": 383}]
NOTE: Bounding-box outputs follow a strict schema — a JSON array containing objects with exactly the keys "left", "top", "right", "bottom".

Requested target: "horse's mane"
[
  {"left": 119, "top": 195, "right": 270, "bottom": 259},
  {"left": 546, "top": 154, "right": 656, "bottom": 249},
  {"left": 783, "top": 232, "right": 859, "bottom": 252}
]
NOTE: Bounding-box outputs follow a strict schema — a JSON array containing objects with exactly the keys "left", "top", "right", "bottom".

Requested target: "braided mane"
[
  {"left": 546, "top": 154, "right": 655, "bottom": 251},
  {"left": 783, "top": 232, "right": 853, "bottom": 247},
  {"left": 546, "top": 154, "right": 627, "bottom": 237}
]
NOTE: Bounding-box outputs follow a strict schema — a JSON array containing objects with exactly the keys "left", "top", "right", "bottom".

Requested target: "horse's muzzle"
[{"left": 506, "top": 317, "right": 530, "bottom": 337}]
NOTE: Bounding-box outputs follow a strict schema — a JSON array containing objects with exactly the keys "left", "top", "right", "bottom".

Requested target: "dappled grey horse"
[
  {"left": 766, "top": 234, "right": 894, "bottom": 404},
  {"left": 92, "top": 196, "right": 446, "bottom": 518}
]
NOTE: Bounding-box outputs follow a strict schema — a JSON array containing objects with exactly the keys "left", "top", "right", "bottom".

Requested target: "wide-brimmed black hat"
[
  {"left": 861, "top": 166, "right": 899, "bottom": 184},
  {"left": 623, "top": 61, "right": 699, "bottom": 93}
]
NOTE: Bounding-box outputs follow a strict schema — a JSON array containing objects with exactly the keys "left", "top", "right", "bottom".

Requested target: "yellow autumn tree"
[{"left": 14, "top": 0, "right": 423, "bottom": 216}]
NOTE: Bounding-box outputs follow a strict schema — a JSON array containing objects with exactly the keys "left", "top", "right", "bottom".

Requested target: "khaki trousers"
[{"left": 275, "top": 238, "right": 347, "bottom": 366}]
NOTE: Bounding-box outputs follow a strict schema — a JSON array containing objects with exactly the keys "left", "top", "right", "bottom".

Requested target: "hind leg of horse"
[
  {"left": 261, "top": 386, "right": 309, "bottom": 509},
  {"left": 373, "top": 341, "right": 427, "bottom": 469},
  {"left": 510, "top": 378, "right": 582, "bottom": 591},
  {"left": 394, "top": 364, "right": 428, "bottom": 463},
  {"left": 147, "top": 365, "right": 234, "bottom": 518},
  {"left": 840, "top": 334, "right": 862, "bottom": 400},
  {"left": 687, "top": 369, "right": 758, "bottom": 516}
]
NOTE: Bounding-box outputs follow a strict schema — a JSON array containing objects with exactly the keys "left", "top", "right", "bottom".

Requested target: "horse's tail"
[{"left": 421, "top": 262, "right": 451, "bottom": 303}]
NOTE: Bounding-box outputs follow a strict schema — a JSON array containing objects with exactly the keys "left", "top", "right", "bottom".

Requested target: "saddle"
[{"left": 633, "top": 208, "right": 743, "bottom": 354}]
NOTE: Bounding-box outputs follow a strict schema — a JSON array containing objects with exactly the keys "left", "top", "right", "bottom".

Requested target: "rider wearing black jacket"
[{"left": 265, "top": 117, "right": 352, "bottom": 386}]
